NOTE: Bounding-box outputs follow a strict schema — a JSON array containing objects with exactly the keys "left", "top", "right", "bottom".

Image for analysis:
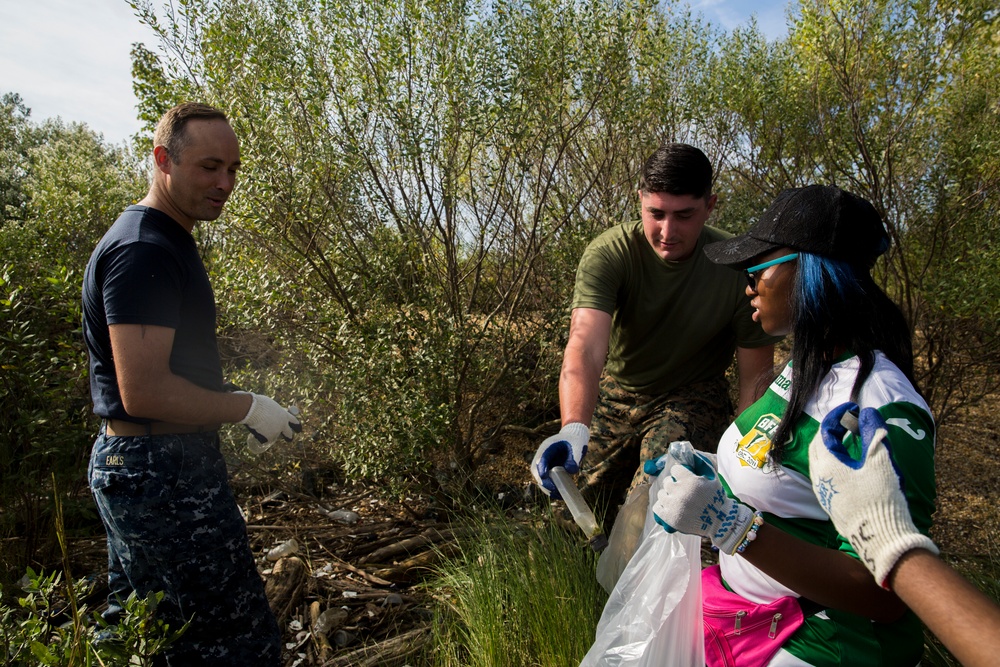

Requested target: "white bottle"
[
  {"left": 550, "top": 466, "right": 607, "bottom": 551},
  {"left": 313, "top": 607, "right": 348, "bottom": 636},
  {"left": 266, "top": 537, "right": 299, "bottom": 561}
]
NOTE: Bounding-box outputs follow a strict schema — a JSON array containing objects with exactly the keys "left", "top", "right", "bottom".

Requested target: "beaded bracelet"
[{"left": 735, "top": 512, "right": 765, "bottom": 555}]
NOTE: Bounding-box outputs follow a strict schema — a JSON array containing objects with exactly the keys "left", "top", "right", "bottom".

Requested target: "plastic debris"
[
  {"left": 313, "top": 608, "right": 349, "bottom": 636},
  {"left": 266, "top": 537, "right": 299, "bottom": 561}
]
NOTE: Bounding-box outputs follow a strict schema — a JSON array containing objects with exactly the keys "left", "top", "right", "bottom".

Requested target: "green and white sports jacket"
[{"left": 716, "top": 351, "right": 935, "bottom": 667}]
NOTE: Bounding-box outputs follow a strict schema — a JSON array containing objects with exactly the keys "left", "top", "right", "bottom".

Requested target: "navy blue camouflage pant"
[{"left": 88, "top": 430, "right": 281, "bottom": 666}]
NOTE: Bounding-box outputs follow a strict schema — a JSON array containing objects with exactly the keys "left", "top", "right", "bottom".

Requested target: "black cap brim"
[{"left": 703, "top": 234, "right": 782, "bottom": 269}]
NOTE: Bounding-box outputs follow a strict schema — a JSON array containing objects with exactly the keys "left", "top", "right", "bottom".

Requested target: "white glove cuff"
[
  {"left": 864, "top": 505, "right": 940, "bottom": 587},
  {"left": 715, "top": 503, "right": 757, "bottom": 556},
  {"left": 562, "top": 422, "right": 590, "bottom": 440},
  {"left": 235, "top": 391, "right": 258, "bottom": 424}
]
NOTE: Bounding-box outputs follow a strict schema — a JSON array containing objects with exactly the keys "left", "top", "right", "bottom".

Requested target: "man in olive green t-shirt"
[{"left": 530, "top": 143, "right": 780, "bottom": 524}]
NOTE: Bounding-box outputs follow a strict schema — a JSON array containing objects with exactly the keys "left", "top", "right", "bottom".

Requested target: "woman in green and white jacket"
[{"left": 652, "top": 184, "right": 934, "bottom": 667}]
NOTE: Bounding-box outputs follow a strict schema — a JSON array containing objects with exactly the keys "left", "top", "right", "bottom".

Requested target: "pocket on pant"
[
  {"left": 90, "top": 459, "right": 150, "bottom": 498},
  {"left": 89, "top": 438, "right": 183, "bottom": 541}
]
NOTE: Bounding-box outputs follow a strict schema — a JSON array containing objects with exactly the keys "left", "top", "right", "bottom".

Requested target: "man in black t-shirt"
[{"left": 82, "top": 103, "right": 299, "bottom": 666}]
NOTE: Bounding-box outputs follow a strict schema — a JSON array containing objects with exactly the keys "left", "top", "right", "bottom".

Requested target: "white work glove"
[
  {"left": 236, "top": 392, "right": 302, "bottom": 452},
  {"left": 531, "top": 422, "right": 589, "bottom": 500},
  {"left": 812, "top": 402, "right": 938, "bottom": 588},
  {"left": 651, "top": 451, "right": 756, "bottom": 556}
]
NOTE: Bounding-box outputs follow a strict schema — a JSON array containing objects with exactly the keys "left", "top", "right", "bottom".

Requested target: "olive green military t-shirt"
[{"left": 571, "top": 221, "right": 780, "bottom": 396}]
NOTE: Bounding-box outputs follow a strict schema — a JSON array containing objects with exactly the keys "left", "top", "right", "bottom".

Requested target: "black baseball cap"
[{"left": 704, "top": 185, "right": 890, "bottom": 269}]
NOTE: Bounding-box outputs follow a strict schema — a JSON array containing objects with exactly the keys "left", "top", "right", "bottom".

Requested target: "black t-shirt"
[{"left": 82, "top": 205, "right": 223, "bottom": 421}]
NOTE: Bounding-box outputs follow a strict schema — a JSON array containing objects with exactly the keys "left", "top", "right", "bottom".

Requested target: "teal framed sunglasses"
[{"left": 745, "top": 253, "right": 798, "bottom": 291}]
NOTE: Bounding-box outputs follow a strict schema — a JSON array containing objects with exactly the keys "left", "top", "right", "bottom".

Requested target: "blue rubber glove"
[
  {"left": 812, "top": 402, "right": 938, "bottom": 586},
  {"left": 651, "top": 451, "right": 756, "bottom": 555},
  {"left": 531, "top": 422, "right": 589, "bottom": 499}
]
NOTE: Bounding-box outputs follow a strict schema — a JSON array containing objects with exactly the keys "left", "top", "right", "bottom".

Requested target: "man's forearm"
[
  {"left": 558, "top": 362, "right": 600, "bottom": 427},
  {"left": 558, "top": 308, "right": 611, "bottom": 427},
  {"left": 110, "top": 323, "right": 254, "bottom": 425},
  {"left": 119, "top": 373, "right": 252, "bottom": 425}
]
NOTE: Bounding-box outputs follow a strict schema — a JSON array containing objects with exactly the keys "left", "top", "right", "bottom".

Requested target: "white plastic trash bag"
[
  {"left": 596, "top": 480, "right": 650, "bottom": 594},
  {"left": 580, "top": 475, "right": 704, "bottom": 667}
]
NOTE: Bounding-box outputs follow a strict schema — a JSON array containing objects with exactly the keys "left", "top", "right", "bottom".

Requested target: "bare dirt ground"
[
  {"left": 61, "top": 395, "right": 998, "bottom": 666},
  {"left": 928, "top": 399, "right": 1000, "bottom": 557}
]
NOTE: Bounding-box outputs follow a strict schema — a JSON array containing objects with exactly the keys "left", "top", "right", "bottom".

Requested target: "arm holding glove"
[
  {"left": 532, "top": 309, "right": 609, "bottom": 499},
  {"left": 813, "top": 402, "right": 1000, "bottom": 667},
  {"left": 650, "top": 445, "right": 758, "bottom": 556}
]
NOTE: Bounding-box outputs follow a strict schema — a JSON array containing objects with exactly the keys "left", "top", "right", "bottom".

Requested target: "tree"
[
  {"left": 704, "top": 0, "right": 1000, "bottom": 420},
  {"left": 128, "top": 0, "right": 721, "bottom": 486},
  {"left": 0, "top": 117, "right": 146, "bottom": 577},
  {"left": 125, "top": 0, "right": 999, "bottom": 482},
  {"left": 0, "top": 93, "right": 41, "bottom": 223}
]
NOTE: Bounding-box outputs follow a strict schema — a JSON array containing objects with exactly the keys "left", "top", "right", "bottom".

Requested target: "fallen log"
[
  {"left": 370, "top": 542, "right": 462, "bottom": 583},
  {"left": 346, "top": 522, "right": 450, "bottom": 561},
  {"left": 320, "top": 625, "right": 432, "bottom": 667},
  {"left": 362, "top": 527, "right": 455, "bottom": 564}
]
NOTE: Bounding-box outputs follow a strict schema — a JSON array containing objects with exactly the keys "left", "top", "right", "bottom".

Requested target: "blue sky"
[{"left": 1, "top": 0, "right": 791, "bottom": 146}]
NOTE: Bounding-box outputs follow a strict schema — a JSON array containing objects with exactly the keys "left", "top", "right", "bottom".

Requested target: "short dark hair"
[
  {"left": 153, "top": 102, "right": 229, "bottom": 163},
  {"left": 639, "top": 143, "right": 713, "bottom": 199}
]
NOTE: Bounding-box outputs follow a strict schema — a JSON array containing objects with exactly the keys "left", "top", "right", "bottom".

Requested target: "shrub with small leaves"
[{"left": 0, "top": 568, "right": 185, "bottom": 667}]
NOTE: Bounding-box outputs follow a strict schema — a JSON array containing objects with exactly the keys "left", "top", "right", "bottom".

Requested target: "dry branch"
[
  {"left": 320, "top": 625, "right": 432, "bottom": 667},
  {"left": 362, "top": 527, "right": 455, "bottom": 564}
]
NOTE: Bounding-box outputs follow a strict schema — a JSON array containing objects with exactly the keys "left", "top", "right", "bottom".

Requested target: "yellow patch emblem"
[{"left": 736, "top": 414, "right": 781, "bottom": 469}]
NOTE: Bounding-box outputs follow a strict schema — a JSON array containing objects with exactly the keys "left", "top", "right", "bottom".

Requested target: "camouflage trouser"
[
  {"left": 88, "top": 430, "right": 281, "bottom": 666},
  {"left": 577, "top": 374, "right": 733, "bottom": 527}
]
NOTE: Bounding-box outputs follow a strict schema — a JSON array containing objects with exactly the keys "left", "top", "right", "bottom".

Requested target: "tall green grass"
[
  {"left": 419, "top": 515, "right": 1000, "bottom": 667},
  {"left": 421, "top": 514, "right": 606, "bottom": 667}
]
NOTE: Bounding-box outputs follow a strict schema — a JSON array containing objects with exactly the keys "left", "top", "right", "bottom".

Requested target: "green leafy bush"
[
  {"left": 0, "top": 114, "right": 146, "bottom": 579},
  {"left": 0, "top": 568, "right": 185, "bottom": 667},
  {"left": 0, "top": 262, "right": 93, "bottom": 576}
]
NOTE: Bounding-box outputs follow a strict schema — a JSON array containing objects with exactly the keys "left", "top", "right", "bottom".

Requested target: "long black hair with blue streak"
[{"left": 768, "top": 253, "right": 916, "bottom": 461}]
